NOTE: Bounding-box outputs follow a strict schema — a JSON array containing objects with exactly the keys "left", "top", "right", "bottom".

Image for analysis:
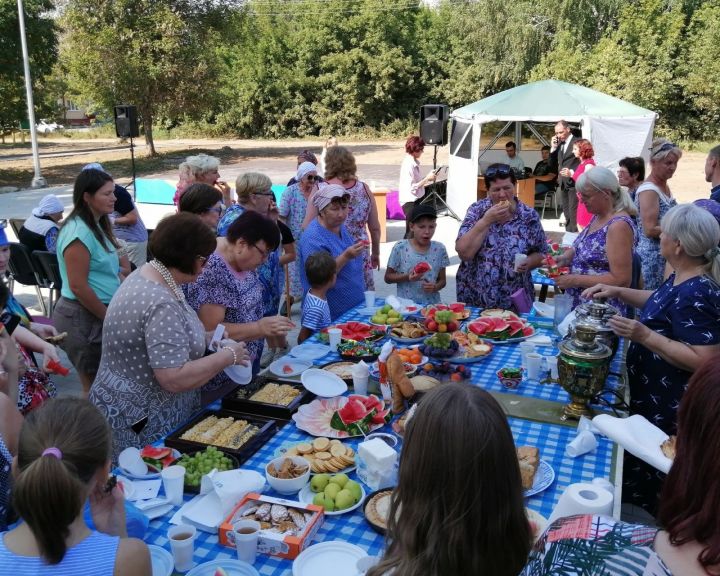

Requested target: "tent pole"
[{"left": 478, "top": 121, "right": 513, "bottom": 160}]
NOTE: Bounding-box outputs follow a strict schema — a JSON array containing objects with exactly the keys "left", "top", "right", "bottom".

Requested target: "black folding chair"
[
  {"left": 7, "top": 242, "right": 50, "bottom": 315},
  {"left": 8, "top": 218, "right": 25, "bottom": 239},
  {"left": 32, "top": 251, "right": 63, "bottom": 313}
]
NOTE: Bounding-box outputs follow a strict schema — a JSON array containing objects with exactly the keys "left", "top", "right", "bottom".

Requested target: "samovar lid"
[
  {"left": 573, "top": 297, "right": 619, "bottom": 334},
  {"left": 560, "top": 324, "right": 612, "bottom": 361}
]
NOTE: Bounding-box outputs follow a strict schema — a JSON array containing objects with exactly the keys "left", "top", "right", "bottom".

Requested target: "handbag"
[{"left": 510, "top": 287, "right": 534, "bottom": 314}]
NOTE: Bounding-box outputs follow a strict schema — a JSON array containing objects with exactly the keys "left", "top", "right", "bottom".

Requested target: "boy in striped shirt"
[{"left": 298, "top": 251, "right": 336, "bottom": 343}]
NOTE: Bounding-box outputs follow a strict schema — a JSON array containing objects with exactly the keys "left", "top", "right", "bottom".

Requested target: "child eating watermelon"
[{"left": 385, "top": 204, "right": 449, "bottom": 305}]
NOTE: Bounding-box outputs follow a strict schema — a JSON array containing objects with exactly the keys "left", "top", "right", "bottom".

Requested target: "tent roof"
[{"left": 451, "top": 80, "right": 656, "bottom": 122}]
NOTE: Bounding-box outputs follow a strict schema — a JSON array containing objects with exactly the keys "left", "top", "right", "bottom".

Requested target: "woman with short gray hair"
[
  {"left": 553, "top": 166, "right": 637, "bottom": 314},
  {"left": 635, "top": 138, "right": 682, "bottom": 289},
  {"left": 584, "top": 203, "right": 720, "bottom": 514},
  {"left": 173, "top": 153, "right": 231, "bottom": 207}
]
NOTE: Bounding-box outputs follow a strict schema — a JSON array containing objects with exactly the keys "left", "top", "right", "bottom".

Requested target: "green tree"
[
  {"left": 0, "top": 0, "right": 58, "bottom": 132},
  {"left": 60, "top": 0, "right": 237, "bottom": 154}
]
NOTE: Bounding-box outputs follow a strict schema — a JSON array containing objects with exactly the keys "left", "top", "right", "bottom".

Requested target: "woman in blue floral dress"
[
  {"left": 585, "top": 203, "right": 720, "bottom": 514},
  {"left": 554, "top": 168, "right": 637, "bottom": 315},
  {"left": 455, "top": 164, "right": 547, "bottom": 310},
  {"left": 635, "top": 139, "right": 681, "bottom": 289}
]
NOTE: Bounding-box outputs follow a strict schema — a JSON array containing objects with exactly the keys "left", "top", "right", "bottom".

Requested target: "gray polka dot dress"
[{"left": 89, "top": 271, "right": 206, "bottom": 462}]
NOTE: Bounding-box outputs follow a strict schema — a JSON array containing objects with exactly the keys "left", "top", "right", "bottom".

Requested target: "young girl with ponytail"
[{"left": 0, "top": 398, "right": 150, "bottom": 575}]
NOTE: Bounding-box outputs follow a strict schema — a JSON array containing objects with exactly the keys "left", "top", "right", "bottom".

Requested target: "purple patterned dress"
[
  {"left": 185, "top": 252, "right": 264, "bottom": 402},
  {"left": 456, "top": 200, "right": 547, "bottom": 309},
  {"left": 566, "top": 214, "right": 636, "bottom": 315},
  {"left": 342, "top": 179, "right": 375, "bottom": 290}
]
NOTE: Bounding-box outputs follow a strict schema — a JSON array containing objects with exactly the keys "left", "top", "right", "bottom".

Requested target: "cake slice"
[{"left": 517, "top": 446, "right": 540, "bottom": 490}]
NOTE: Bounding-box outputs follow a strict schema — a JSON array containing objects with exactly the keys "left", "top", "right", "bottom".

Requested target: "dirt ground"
[{"left": 0, "top": 136, "right": 711, "bottom": 203}]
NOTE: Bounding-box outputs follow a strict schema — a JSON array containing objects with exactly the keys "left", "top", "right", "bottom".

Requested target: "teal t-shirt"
[{"left": 57, "top": 217, "right": 120, "bottom": 304}]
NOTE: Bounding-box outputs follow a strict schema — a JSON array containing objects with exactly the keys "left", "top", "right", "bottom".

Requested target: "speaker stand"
[
  {"left": 420, "top": 146, "right": 460, "bottom": 221},
  {"left": 129, "top": 135, "right": 137, "bottom": 198}
]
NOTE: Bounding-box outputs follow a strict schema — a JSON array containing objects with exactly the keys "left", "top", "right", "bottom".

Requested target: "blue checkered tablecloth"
[
  {"left": 309, "top": 303, "right": 626, "bottom": 412},
  {"left": 143, "top": 416, "right": 615, "bottom": 575},
  {"left": 531, "top": 269, "right": 556, "bottom": 287}
]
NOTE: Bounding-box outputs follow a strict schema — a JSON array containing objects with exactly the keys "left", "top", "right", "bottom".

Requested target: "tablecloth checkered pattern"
[
  {"left": 531, "top": 269, "right": 556, "bottom": 286},
  {"left": 309, "top": 302, "right": 626, "bottom": 412},
  {"left": 144, "top": 417, "right": 614, "bottom": 575}
]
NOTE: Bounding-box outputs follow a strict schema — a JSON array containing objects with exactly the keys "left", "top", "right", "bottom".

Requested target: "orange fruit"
[
  {"left": 410, "top": 352, "right": 422, "bottom": 364},
  {"left": 450, "top": 373, "right": 463, "bottom": 382}
]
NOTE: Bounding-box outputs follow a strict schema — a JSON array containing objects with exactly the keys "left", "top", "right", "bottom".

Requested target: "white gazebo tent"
[{"left": 446, "top": 80, "right": 657, "bottom": 218}]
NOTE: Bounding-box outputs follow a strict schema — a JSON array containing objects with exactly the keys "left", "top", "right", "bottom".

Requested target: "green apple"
[
  {"left": 329, "top": 473, "right": 349, "bottom": 488},
  {"left": 381, "top": 304, "right": 392, "bottom": 314},
  {"left": 345, "top": 479, "right": 362, "bottom": 503},
  {"left": 310, "top": 474, "right": 330, "bottom": 493},
  {"left": 374, "top": 314, "right": 388, "bottom": 324},
  {"left": 313, "top": 493, "right": 326, "bottom": 506},
  {"left": 387, "top": 317, "right": 400, "bottom": 325},
  {"left": 335, "top": 489, "right": 355, "bottom": 510},
  {"left": 388, "top": 309, "right": 400, "bottom": 318},
  {"left": 322, "top": 496, "right": 336, "bottom": 512},
  {"left": 324, "top": 482, "right": 341, "bottom": 500}
]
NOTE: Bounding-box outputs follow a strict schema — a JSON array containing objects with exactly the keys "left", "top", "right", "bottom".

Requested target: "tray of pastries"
[{"left": 221, "top": 375, "right": 314, "bottom": 420}]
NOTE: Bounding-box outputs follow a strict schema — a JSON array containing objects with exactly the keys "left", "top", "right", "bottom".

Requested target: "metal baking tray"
[{"left": 220, "top": 375, "right": 314, "bottom": 420}]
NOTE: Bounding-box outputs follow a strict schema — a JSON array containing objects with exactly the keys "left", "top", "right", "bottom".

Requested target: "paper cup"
[
  {"left": 364, "top": 290, "right": 376, "bottom": 308},
  {"left": 118, "top": 447, "right": 148, "bottom": 477},
  {"left": 526, "top": 352, "right": 543, "bottom": 381},
  {"left": 233, "top": 520, "right": 260, "bottom": 565},
  {"left": 161, "top": 465, "right": 186, "bottom": 506},
  {"left": 545, "top": 355, "right": 559, "bottom": 379},
  {"left": 514, "top": 253, "right": 528, "bottom": 272},
  {"left": 353, "top": 375, "right": 369, "bottom": 396},
  {"left": 168, "top": 524, "right": 196, "bottom": 572},
  {"left": 566, "top": 430, "right": 598, "bottom": 457},
  {"left": 519, "top": 342, "right": 535, "bottom": 370},
  {"left": 328, "top": 328, "right": 343, "bottom": 351}
]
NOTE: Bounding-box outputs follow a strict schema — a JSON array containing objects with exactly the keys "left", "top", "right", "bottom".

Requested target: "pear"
[
  {"left": 324, "top": 482, "right": 341, "bottom": 500},
  {"left": 335, "top": 489, "right": 355, "bottom": 510},
  {"left": 345, "top": 479, "right": 362, "bottom": 503},
  {"left": 310, "top": 474, "right": 330, "bottom": 493},
  {"left": 329, "top": 473, "right": 349, "bottom": 488},
  {"left": 381, "top": 304, "right": 392, "bottom": 314},
  {"left": 313, "top": 493, "right": 326, "bottom": 506},
  {"left": 322, "top": 496, "right": 336, "bottom": 512}
]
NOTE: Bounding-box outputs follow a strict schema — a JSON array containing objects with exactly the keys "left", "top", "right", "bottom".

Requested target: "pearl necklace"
[{"left": 150, "top": 260, "right": 185, "bottom": 301}]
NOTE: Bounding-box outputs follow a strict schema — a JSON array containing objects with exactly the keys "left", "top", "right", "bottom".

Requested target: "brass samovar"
[{"left": 558, "top": 325, "right": 612, "bottom": 419}]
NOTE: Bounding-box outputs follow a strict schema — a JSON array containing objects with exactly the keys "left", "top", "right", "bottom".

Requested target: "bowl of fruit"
[
  {"left": 418, "top": 361, "right": 470, "bottom": 382},
  {"left": 172, "top": 446, "right": 239, "bottom": 492},
  {"left": 418, "top": 333, "right": 459, "bottom": 358},
  {"left": 497, "top": 367, "right": 523, "bottom": 389},
  {"left": 370, "top": 304, "right": 403, "bottom": 327}
]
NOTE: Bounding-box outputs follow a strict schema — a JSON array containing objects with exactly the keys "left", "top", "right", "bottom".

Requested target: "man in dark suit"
[{"left": 549, "top": 120, "right": 580, "bottom": 232}]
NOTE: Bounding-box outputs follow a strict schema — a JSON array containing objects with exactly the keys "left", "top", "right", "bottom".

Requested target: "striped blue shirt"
[{"left": 301, "top": 293, "right": 332, "bottom": 331}]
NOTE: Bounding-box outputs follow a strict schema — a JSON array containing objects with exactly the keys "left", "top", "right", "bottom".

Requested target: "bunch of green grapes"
[{"left": 177, "top": 446, "right": 233, "bottom": 486}]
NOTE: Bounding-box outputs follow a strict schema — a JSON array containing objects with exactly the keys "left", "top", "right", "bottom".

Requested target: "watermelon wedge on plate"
[{"left": 466, "top": 314, "right": 535, "bottom": 344}]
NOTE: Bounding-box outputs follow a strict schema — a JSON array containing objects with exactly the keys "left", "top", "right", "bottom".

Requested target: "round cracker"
[
  {"left": 297, "top": 442, "right": 313, "bottom": 454},
  {"left": 330, "top": 444, "right": 346, "bottom": 457},
  {"left": 315, "top": 451, "right": 331, "bottom": 461},
  {"left": 285, "top": 446, "right": 299, "bottom": 457},
  {"left": 329, "top": 439, "right": 343, "bottom": 448},
  {"left": 313, "top": 437, "right": 330, "bottom": 451}
]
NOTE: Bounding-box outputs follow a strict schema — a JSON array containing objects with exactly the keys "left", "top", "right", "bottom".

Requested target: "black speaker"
[
  {"left": 114, "top": 105, "right": 139, "bottom": 138},
  {"left": 420, "top": 104, "right": 449, "bottom": 146}
]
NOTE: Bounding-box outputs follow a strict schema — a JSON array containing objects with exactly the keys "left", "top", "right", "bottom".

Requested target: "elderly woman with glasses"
[
  {"left": 89, "top": 214, "right": 250, "bottom": 460},
  {"left": 298, "top": 185, "right": 366, "bottom": 320},
  {"left": 177, "top": 183, "right": 224, "bottom": 231},
  {"left": 279, "top": 162, "right": 321, "bottom": 312},
  {"left": 635, "top": 139, "right": 682, "bottom": 289},
  {"left": 185, "top": 210, "right": 294, "bottom": 404},
  {"left": 173, "top": 153, "right": 232, "bottom": 207},
  {"left": 455, "top": 163, "right": 547, "bottom": 310}
]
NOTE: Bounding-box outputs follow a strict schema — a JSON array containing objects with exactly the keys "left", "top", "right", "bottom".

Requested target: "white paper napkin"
[
  {"left": 592, "top": 414, "right": 672, "bottom": 474},
  {"left": 526, "top": 334, "right": 553, "bottom": 346},
  {"left": 127, "top": 478, "right": 161, "bottom": 501}
]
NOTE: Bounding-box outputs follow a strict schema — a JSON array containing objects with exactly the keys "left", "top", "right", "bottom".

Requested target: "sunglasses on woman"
[
  {"left": 305, "top": 175, "right": 318, "bottom": 182},
  {"left": 484, "top": 164, "right": 512, "bottom": 179}
]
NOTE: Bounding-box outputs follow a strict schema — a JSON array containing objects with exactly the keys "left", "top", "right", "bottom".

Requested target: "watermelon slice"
[
  {"left": 337, "top": 399, "right": 370, "bottom": 426},
  {"left": 371, "top": 408, "right": 390, "bottom": 425},
  {"left": 413, "top": 262, "right": 432, "bottom": 274}
]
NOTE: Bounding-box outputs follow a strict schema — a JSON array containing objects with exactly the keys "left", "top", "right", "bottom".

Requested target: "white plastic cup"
[
  {"left": 161, "top": 465, "right": 186, "bottom": 506},
  {"left": 526, "top": 353, "right": 543, "bottom": 381},
  {"left": 545, "top": 355, "right": 559, "bottom": 379},
  {"left": 553, "top": 294, "right": 573, "bottom": 328},
  {"left": 168, "top": 524, "right": 196, "bottom": 572},
  {"left": 328, "top": 328, "right": 343, "bottom": 352},
  {"left": 519, "top": 342, "right": 536, "bottom": 370},
  {"left": 233, "top": 519, "right": 260, "bottom": 565},
  {"left": 566, "top": 430, "right": 598, "bottom": 457},
  {"left": 118, "top": 447, "right": 148, "bottom": 476},
  {"left": 353, "top": 375, "right": 369, "bottom": 396},
  {"left": 514, "top": 253, "right": 528, "bottom": 272},
  {"left": 364, "top": 290, "right": 376, "bottom": 308}
]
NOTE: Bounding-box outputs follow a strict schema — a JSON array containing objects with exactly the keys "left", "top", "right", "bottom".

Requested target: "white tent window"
[{"left": 450, "top": 120, "right": 473, "bottom": 159}]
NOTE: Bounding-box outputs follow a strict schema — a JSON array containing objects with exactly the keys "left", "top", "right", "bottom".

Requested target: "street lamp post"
[{"left": 17, "top": 0, "right": 47, "bottom": 188}]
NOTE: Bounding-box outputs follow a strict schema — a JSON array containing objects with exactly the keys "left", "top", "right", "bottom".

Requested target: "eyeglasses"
[
  {"left": 484, "top": 164, "right": 512, "bottom": 179},
  {"left": 252, "top": 190, "right": 274, "bottom": 197},
  {"left": 251, "top": 243, "right": 270, "bottom": 261},
  {"left": 651, "top": 142, "right": 676, "bottom": 158},
  {"left": 196, "top": 255, "right": 208, "bottom": 267},
  {"left": 207, "top": 206, "right": 225, "bottom": 215},
  {"left": 305, "top": 175, "right": 318, "bottom": 182}
]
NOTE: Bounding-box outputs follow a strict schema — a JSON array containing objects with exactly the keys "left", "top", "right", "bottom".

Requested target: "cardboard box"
[{"left": 219, "top": 492, "right": 324, "bottom": 560}]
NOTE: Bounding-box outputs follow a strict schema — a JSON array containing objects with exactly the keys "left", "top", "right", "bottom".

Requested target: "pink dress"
[{"left": 574, "top": 159, "right": 596, "bottom": 228}]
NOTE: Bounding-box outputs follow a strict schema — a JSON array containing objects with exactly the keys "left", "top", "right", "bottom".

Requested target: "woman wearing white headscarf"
[
  {"left": 298, "top": 184, "right": 366, "bottom": 320},
  {"left": 18, "top": 195, "right": 64, "bottom": 253},
  {"left": 278, "top": 162, "right": 320, "bottom": 312}
]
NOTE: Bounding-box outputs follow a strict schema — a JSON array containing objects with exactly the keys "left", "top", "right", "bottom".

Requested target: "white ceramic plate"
[
  {"left": 147, "top": 544, "right": 174, "bottom": 576},
  {"left": 356, "top": 306, "right": 379, "bottom": 315},
  {"left": 301, "top": 368, "right": 348, "bottom": 397},
  {"left": 524, "top": 460, "right": 555, "bottom": 498},
  {"left": 290, "top": 343, "right": 332, "bottom": 361},
  {"left": 186, "top": 559, "right": 259, "bottom": 576},
  {"left": 298, "top": 483, "right": 365, "bottom": 516},
  {"left": 269, "top": 356, "right": 312, "bottom": 377},
  {"left": 293, "top": 541, "right": 368, "bottom": 576}
]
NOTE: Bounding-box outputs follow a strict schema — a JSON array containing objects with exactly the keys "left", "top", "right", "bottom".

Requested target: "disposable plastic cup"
[
  {"left": 233, "top": 520, "right": 260, "bottom": 565},
  {"left": 168, "top": 524, "right": 196, "bottom": 572},
  {"left": 566, "top": 430, "right": 598, "bottom": 457},
  {"left": 514, "top": 253, "right": 528, "bottom": 272},
  {"left": 526, "top": 353, "right": 543, "bottom": 381},
  {"left": 353, "top": 375, "right": 369, "bottom": 396},
  {"left": 161, "top": 465, "right": 186, "bottom": 506},
  {"left": 553, "top": 294, "right": 573, "bottom": 328},
  {"left": 364, "top": 290, "right": 376, "bottom": 308},
  {"left": 519, "top": 342, "right": 536, "bottom": 370},
  {"left": 546, "top": 355, "right": 559, "bottom": 379},
  {"left": 328, "top": 328, "right": 343, "bottom": 352}
]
